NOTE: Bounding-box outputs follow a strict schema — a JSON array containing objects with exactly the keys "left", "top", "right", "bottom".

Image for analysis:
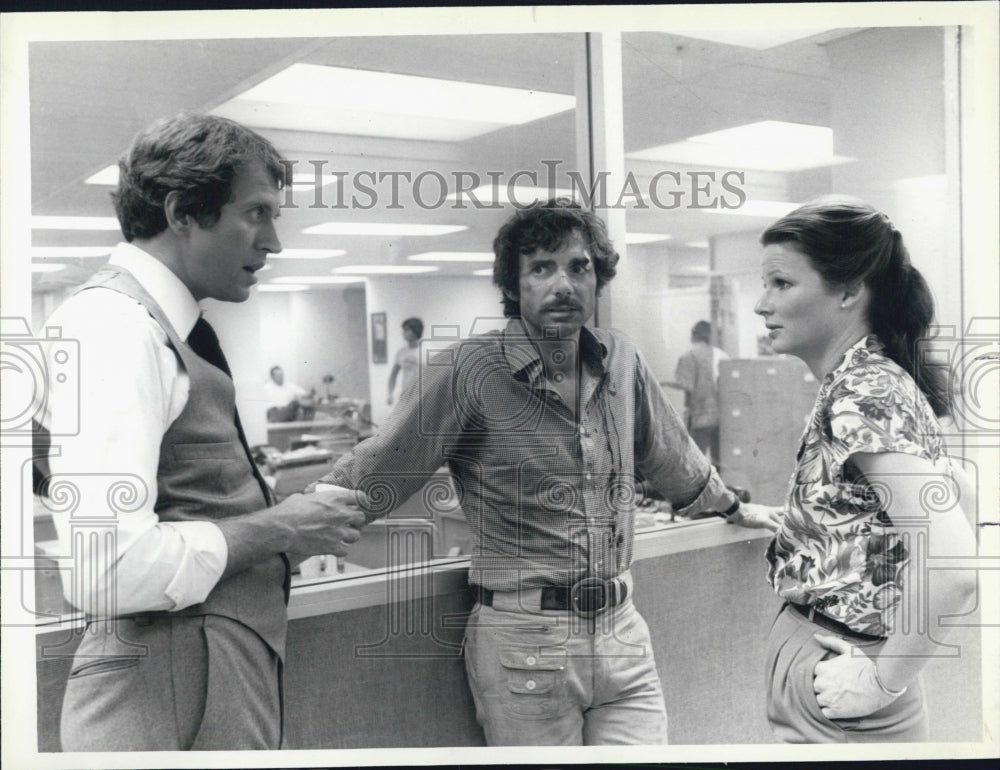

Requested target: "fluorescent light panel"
[
  {"left": 85, "top": 166, "right": 119, "bottom": 185},
  {"left": 272, "top": 276, "right": 365, "bottom": 285},
  {"left": 628, "top": 121, "right": 853, "bottom": 172},
  {"left": 473, "top": 268, "right": 493, "bottom": 277},
  {"left": 701, "top": 200, "right": 800, "bottom": 218},
  {"left": 270, "top": 249, "right": 346, "bottom": 260},
  {"left": 625, "top": 233, "right": 671, "bottom": 245},
  {"left": 303, "top": 222, "right": 466, "bottom": 237},
  {"left": 257, "top": 284, "right": 309, "bottom": 292},
  {"left": 86, "top": 165, "right": 335, "bottom": 188},
  {"left": 672, "top": 28, "right": 836, "bottom": 50},
  {"left": 332, "top": 265, "right": 438, "bottom": 275},
  {"left": 445, "top": 185, "right": 578, "bottom": 207},
  {"left": 30, "top": 247, "right": 113, "bottom": 258},
  {"left": 31, "top": 216, "right": 120, "bottom": 231},
  {"left": 407, "top": 252, "right": 494, "bottom": 263},
  {"left": 213, "top": 63, "right": 575, "bottom": 142}
]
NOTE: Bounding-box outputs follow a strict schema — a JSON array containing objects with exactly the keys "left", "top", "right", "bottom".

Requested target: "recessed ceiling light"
[
  {"left": 31, "top": 216, "right": 121, "bottom": 231},
  {"left": 290, "top": 171, "right": 338, "bottom": 187},
  {"left": 701, "top": 200, "right": 800, "bottom": 218},
  {"left": 445, "top": 185, "right": 578, "bottom": 207},
  {"left": 272, "top": 276, "right": 365, "bottom": 285},
  {"left": 625, "top": 233, "right": 672, "bottom": 245},
  {"left": 407, "top": 252, "right": 494, "bottom": 262},
  {"left": 30, "top": 247, "right": 113, "bottom": 258},
  {"left": 628, "top": 121, "right": 853, "bottom": 172},
  {"left": 270, "top": 249, "right": 346, "bottom": 260},
  {"left": 257, "top": 284, "right": 310, "bottom": 292},
  {"left": 473, "top": 268, "right": 494, "bottom": 277},
  {"left": 671, "top": 28, "right": 837, "bottom": 50},
  {"left": 86, "top": 165, "right": 332, "bottom": 189},
  {"left": 85, "top": 165, "right": 119, "bottom": 185},
  {"left": 332, "top": 265, "right": 439, "bottom": 275},
  {"left": 31, "top": 264, "right": 67, "bottom": 273},
  {"left": 685, "top": 241, "right": 710, "bottom": 249},
  {"left": 303, "top": 222, "right": 466, "bottom": 237},
  {"left": 213, "top": 63, "right": 575, "bottom": 142}
]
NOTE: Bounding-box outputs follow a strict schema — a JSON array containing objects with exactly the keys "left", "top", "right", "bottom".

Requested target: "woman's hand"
[
  {"left": 812, "top": 634, "right": 903, "bottom": 719},
  {"left": 727, "top": 502, "right": 783, "bottom": 531}
]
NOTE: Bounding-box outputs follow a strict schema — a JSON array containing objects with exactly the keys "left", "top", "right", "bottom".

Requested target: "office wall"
[
  {"left": 202, "top": 287, "right": 369, "bottom": 443},
  {"left": 710, "top": 230, "right": 761, "bottom": 360},
  {"left": 363, "top": 275, "right": 503, "bottom": 428},
  {"left": 827, "top": 27, "right": 960, "bottom": 330},
  {"left": 608, "top": 245, "right": 711, "bottom": 383}
]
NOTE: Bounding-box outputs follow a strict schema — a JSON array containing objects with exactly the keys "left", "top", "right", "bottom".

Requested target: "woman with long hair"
[{"left": 739, "top": 195, "right": 977, "bottom": 742}]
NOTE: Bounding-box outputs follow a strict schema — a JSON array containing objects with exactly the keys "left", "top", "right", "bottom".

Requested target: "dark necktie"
[
  {"left": 187, "top": 317, "right": 290, "bottom": 598},
  {"left": 186, "top": 317, "right": 270, "bottom": 499}
]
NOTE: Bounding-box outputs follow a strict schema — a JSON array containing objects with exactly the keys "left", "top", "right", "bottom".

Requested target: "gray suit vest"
[{"left": 73, "top": 266, "right": 289, "bottom": 658}]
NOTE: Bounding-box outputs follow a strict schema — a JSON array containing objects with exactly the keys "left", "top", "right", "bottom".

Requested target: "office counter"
[{"left": 34, "top": 519, "right": 983, "bottom": 750}]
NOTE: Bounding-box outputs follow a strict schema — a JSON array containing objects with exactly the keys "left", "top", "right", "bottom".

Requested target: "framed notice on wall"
[{"left": 371, "top": 312, "right": 387, "bottom": 364}]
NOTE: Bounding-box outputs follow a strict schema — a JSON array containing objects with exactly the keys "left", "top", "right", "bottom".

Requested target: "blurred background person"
[
  {"left": 386, "top": 317, "right": 423, "bottom": 406},
  {"left": 745, "top": 195, "right": 976, "bottom": 743},
  {"left": 265, "top": 365, "right": 315, "bottom": 422},
  {"left": 673, "top": 320, "right": 729, "bottom": 464}
]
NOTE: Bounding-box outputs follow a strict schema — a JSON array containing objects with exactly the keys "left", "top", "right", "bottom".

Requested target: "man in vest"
[
  {"left": 313, "top": 198, "right": 777, "bottom": 745},
  {"left": 40, "top": 113, "right": 368, "bottom": 750}
]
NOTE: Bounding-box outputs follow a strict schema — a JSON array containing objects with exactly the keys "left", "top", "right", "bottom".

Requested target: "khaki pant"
[
  {"left": 463, "top": 597, "right": 668, "bottom": 745},
  {"left": 765, "top": 604, "right": 928, "bottom": 743}
]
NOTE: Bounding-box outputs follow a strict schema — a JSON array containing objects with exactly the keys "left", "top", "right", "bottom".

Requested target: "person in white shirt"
[
  {"left": 264, "top": 365, "right": 313, "bottom": 422},
  {"left": 386, "top": 317, "right": 423, "bottom": 406},
  {"left": 39, "top": 112, "right": 368, "bottom": 751}
]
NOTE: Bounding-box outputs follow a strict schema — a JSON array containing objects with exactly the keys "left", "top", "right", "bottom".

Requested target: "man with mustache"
[{"left": 316, "top": 198, "right": 768, "bottom": 744}]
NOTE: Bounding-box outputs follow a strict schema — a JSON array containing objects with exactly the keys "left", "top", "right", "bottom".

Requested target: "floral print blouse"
[{"left": 766, "top": 335, "right": 947, "bottom": 637}]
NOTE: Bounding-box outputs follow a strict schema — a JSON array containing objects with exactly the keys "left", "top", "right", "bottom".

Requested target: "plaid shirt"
[{"left": 323, "top": 319, "right": 733, "bottom": 591}]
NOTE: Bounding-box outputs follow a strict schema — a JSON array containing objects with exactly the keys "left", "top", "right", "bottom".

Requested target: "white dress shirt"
[
  {"left": 263, "top": 379, "right": 308, "bottom": 409},
  {"left": 41, "top": 242, "right": 229, "bottom": 615}
]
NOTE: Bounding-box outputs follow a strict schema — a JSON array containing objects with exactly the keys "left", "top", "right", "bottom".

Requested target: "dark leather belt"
[
  {"left": 474, "top": 576, "right": 629, "bottom": 618},
  {"left": 788, "top": 602, "right": 884, "bottom": 642}
]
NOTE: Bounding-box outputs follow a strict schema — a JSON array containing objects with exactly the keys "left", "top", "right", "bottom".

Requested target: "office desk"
[{"left": 266, "top": 419, "right": 349, "bottom": 452}]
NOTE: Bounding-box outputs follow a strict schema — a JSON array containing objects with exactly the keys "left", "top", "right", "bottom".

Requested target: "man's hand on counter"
[{"left": 726, "top": 502, "right": 783, "bottom": 532}]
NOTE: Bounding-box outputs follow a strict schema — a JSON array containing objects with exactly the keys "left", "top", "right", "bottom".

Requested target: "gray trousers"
[
  {"left": 60, "top": 614, "right": 282, "bottom": 751},
  {"left": 765, "top": 603, "right": 928, "bottom": 743}
]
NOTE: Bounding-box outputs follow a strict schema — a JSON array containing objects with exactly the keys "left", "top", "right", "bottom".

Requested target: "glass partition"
[
  {"left": 26, "top": 34, "right": 587, "bottom": 597},
  {"left": 614, "top": 27, "right": 957, "bottom": 506},
  {"left": 25, "top": 25, "right": 966, "bottom": 606}
]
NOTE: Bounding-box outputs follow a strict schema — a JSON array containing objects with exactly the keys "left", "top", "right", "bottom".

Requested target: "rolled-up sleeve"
[{"left": 321, "top": 343, "right": 462, "bottom": 519}]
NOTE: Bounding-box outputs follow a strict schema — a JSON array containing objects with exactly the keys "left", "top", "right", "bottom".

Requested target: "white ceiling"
[{"left": 28, "top": 29, "right": 861, "bottom": 292}]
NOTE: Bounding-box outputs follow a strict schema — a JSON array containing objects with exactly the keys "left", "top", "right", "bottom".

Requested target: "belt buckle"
[{"left": 570, "top": 577, "right": 608, "bottom": 618}]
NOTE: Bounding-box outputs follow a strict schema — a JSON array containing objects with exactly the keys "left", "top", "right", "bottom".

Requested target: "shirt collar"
[
  {"left": 108, "top": 242, "right": 201, "bottom": 339},
  {"left": 823, "top": 333, "right": 884, "bottom": 385},
  {"left": 500, "top": 318, "right": 608, "bottom": 384}
]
